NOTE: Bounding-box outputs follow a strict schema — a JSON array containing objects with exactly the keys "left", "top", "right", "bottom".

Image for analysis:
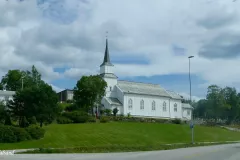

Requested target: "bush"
[
  {"left": 0, "top": 125, "right": 17, "bottom": 143},
  {"left": 171, "top": 118, "right": 182, "bottom": 124},
  {"left": 88, "top": 116, "right": 96, "bottom": 123},
  {"left": 113, "top": 108, "right": 119, "bottom": 116},
  {"left": 100, "top": 116, "right": 109, "bottom": 123},
  {"left": 25, "top": 125, "right": 45, "bottom": 140},
  {"left": 104, "top": 109, "right": 112, "bottom": 116},
  {"left": 63, "top": 111, "right": 89, "bottom": 123},
  {"left": 12, "top": 127, "right": 31, "bottom": 142},
  {"left": 56, "top": 116, "right": 73, "bottom": 124}
]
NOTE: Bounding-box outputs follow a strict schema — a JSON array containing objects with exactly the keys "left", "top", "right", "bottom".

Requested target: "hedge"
[{"left": 0, "top": 124, "right": 45, "bottom": 143}]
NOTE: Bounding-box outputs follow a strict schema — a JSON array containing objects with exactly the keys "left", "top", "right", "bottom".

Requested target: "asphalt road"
[{"left": 1, "top": 143, "right": 240, "bottom": 160}]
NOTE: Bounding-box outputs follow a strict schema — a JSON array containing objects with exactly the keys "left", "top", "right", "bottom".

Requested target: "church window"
[
  {"left": 110, "top": 86, "right": 112, "bottom": 91},
  {"left": 163, "top": 101, "right": 167, "bottom": 111},
  {"left": 140, "top": 100, "right": 144, "bottom": 110},
  {"left": 128, "top": 99, "right": 133, "bottom": 109},
  {"left": 174, "top": 103, "right": 177, "bottom": 112},
  {"left": 152, "top": 101, "right": 156, "bottom": 110}
]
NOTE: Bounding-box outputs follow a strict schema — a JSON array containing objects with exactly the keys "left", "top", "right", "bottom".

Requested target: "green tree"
[
  {"left": 0, "top": 101, "right": 7, "bottom": 124},
  {"left": 73, "top": 75, "right": 107, "bottom": 114},
  {"left": 0, "top": 70, "right": 24, "bottom": 91}
]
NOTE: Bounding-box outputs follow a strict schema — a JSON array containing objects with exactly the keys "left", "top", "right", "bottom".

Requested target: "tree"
[
  {"left": 0, "top": 65, "right": 43, "bottom": 91},
  {"left": 73, "top": 75, "right": 107, "bottom": 114},
  {"left": 0, "top": 70, "right": 24, "bottom": 91},
  {"left": 0, "top": 101, "right": 7, "bottom": 124},
  {"left": 8, "top": 84, "right": 59, "bottom": 127}
]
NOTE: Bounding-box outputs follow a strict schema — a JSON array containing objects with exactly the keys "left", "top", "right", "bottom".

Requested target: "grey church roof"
[
  {"left": 100, "top": 39, "right": 113, "bottom": 67},
  {"left": 117, "top": 80, "right": 171, "bottom": 98},
  {"left": 105, "top": 97, "right": 122, "bottom": 106},
  {"left": 0, "top": 91, "right": 15, "bottom": 96},
  {"left": 166, "top": 90, "right": 183, "bottom": 100}
]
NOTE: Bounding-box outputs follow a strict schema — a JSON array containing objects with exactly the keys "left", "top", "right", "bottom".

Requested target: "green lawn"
[{"left": 0, "top": 122, "right": 240, "bottom": 150}]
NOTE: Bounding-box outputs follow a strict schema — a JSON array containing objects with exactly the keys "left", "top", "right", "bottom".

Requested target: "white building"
[
  {"left": 0, "top": 90, "right": 15, "bottom": 105},
  {"left": 100, "top": 39, "right": 193, "bottom": 120}
]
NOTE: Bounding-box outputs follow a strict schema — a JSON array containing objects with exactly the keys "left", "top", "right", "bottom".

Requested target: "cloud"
[
  {"left": 1, "top": 0, "right": 240, "bottom": 98},
  {"left": 198, "top": 33, "right": 240, "bottom": 59}
]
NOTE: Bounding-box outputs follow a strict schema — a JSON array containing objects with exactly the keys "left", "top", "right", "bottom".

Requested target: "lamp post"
[{"left": 188, "top": 55, "right": 194, "bottom": 144}]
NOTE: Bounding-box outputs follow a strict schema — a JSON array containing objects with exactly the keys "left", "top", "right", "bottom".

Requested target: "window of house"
[
  {"left": 152, "top": 101, "right": 156, "bottom": 110},
  {"left": 163, "top": 101, "right": 167, "bottom": 111},
  {"left": 128, "top": 99, "right": 133, "bottom": 109},
  {"left": 140, "top": 100, "right": 144, "bottom": 110},
  {"left": 110, "top": 86, "right": 112, "bottom": 91},
  {"left": 187, "top": 110, "right": 190, "bottom": 115},
  {"left": 174, "top": 103, "right": 177, "bottom": 112}
]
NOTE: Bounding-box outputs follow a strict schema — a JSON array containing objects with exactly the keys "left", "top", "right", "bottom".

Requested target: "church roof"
[
  {"left": 105, "top": 97, "right": 122, "bottom": 106},
  {"left": 117, "top": 80, "right": 171, "bottom": 98},
  {"left": 166, "top": 90, "right": 183, "bottom": 100},
  {"left": 100, "top": 39, "right": 113, "bottom": 67}
]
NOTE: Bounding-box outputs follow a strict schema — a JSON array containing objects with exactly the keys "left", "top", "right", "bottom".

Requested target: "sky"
[{"left": 1, "top": 0, "right": 240, "bottom": 101}]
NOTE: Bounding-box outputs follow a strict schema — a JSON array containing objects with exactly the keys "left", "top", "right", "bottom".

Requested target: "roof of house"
[
  {"left": 105, "top": 97, "right": 122, "bottom": 106},
  {"left": 182, "top": 103, "right": 193, "bottom": 109},
  {"left": 166, "top": 90, "right": 183, "bottom": 100},
  {"left": 117, "top": 80, "right": 171, "bottom": 98},
  {"left": 0, "top": 91, "right": 15, "bottom": 96}
]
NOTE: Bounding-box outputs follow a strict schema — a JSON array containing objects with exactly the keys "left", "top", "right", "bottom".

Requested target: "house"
[
  {"left": 0, "top": 90, "right": 15, "bottom": 105},
  {"left": 57, "top": 89, "right": 74, "bottom": 103},
  {"left": 100, "top": 39, "right": 193, "bottom": 120}
]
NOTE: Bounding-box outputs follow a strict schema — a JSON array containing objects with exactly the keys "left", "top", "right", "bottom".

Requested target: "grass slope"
[{"left": 0, "top": 122, "right": 240, "bottom": 150}]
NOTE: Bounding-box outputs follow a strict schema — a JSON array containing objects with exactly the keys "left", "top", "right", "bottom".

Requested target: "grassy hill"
[{"left": 0, "top": 122, "right": 239, "bottom": 150}]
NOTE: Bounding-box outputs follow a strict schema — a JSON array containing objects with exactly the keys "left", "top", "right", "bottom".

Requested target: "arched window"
[
  {"left": 174, "top": 103, "right": 177, "bottom": 112},
  {"left": 128, "top": 99, "right": 132, "bottom": 109},
  {"left": 152, "top": 101, "right": 156, "bottom": 110},
  {"left": 163, "top": 101, "right": 167, "bottom": 111},
  {"left": 140, "top": 100, "right": 144, "bottom": 110}
]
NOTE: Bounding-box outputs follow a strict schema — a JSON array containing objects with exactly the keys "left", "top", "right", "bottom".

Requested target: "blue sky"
[{"left": 1, "top": 0, "right": 240, "bottom": 101}]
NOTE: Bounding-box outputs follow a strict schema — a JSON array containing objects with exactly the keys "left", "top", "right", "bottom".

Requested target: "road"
[{"left": 1, "top": 143, "right": 240, "bottom": 160}]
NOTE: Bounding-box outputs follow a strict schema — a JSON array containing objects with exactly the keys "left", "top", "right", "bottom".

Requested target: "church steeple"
[{"left": 100, "top": 38, "right": 113, "bottom": 67}]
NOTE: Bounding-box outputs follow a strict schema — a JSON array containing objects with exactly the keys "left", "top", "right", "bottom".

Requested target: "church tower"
[{"left": 100, "top": 38, "right": 117, "bottom": 97}]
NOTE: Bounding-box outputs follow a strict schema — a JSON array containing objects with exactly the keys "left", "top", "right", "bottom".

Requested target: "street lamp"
[{"left": 188, "top": 55, "right": 194, "bottom": 144}]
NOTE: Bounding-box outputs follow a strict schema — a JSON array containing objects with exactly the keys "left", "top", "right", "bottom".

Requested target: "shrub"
[
  {"left": 171, "top": 118, "right": 182, "bottom": 124},
  {"left": 0, "top": 125, "right": 17, "bottom": 143},
  {"left": 56, "top": 116, "right": 73, "bottom": 124},
  {"left": 113, "top": 108, "right": 119, "bottom": 116},
  {"left": 25, "top": 125, "right": 45, "bottom": 140},
  {"left": 104, "top": 109, "right": 112, "bottom": 116},
  {"left": 63, "top": 111, "right": 89, "bottom": 123},
  {"left": 127, "top": 112, "right": 131, "bottom": 118},
  {"left": 88, "top": 116, "right": 96, "bottom": 123},
  {"left": 12, "top": 127, "right": 31, "bottom": 142},
  {"left": 100, "top": 116, "right": 109, "bottom": 123}
]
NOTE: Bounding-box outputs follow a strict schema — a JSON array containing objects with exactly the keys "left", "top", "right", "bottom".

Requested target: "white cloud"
[{"left": 1, "top": 0, "right": 240, "bottom": 97}]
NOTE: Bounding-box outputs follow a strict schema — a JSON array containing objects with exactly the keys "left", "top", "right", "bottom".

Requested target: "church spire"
[{"left": 100, "top": 34, "right": 113, "bottom": 66}]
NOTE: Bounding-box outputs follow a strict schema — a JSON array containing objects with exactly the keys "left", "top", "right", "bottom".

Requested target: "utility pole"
[
  {"left": 188, "top": 55, "right": 194, "bottom": 144},
  {"left": 21, "top": 77, "right": 24, "bottom": 90}
]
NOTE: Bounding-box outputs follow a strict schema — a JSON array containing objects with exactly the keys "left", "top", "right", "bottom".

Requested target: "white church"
[{"left": 100, "top": 39, "right": 193, "bottom": 120}]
